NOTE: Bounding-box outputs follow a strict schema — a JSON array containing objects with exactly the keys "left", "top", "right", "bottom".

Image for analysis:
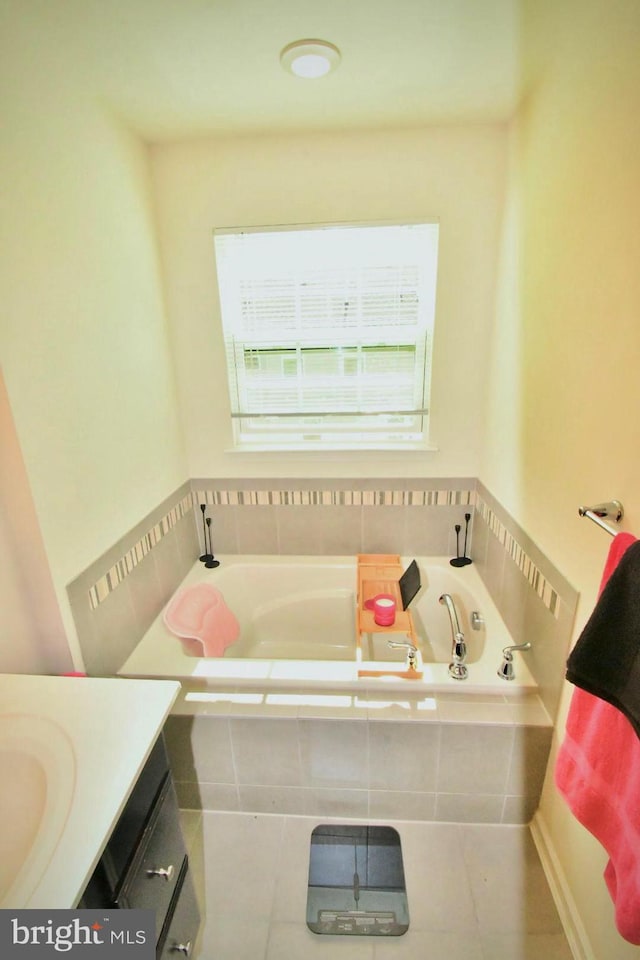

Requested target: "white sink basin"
[
  {"left": 0, "top": 674, "right": 180, "bottom": 908},
  {"left": 0, "top": 713, "right": 76, "bottom": 907}
]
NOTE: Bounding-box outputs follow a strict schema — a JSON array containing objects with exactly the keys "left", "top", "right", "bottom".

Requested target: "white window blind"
[{"left": 214, "top": 221, "right": 439, "bottom": 450}]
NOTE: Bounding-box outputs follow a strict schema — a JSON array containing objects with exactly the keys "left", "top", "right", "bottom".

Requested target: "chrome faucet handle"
[
  {"left": 387, "top": 639, "right": 419, "bottom": 671},
  {"left": 497, "top": 642, "right": 531, "bottom": 681},
  {"left": 502, "top": 642, "right": 532, "bottom": 655},
  {"left": 387, "top": 639, "right": 417, "bottom": 654}
]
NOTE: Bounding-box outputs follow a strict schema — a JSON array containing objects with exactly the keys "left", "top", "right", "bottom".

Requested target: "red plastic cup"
[{"left": 373, "top": 595, "right": 396, "bottom": 626}]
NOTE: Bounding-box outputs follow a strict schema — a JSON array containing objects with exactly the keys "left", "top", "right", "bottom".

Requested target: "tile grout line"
[{"left": 264, "top": 814, "right": 288, "bottom": 960}]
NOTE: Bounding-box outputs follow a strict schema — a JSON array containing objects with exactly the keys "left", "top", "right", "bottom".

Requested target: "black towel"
[{"left": 567, "top": 539, "right": 640, "bottom": 737}]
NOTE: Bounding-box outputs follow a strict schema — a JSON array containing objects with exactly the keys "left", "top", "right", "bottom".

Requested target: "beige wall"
[
  {"left": 0, "top": 371, "right": 72, "bottom": 674},
  {"left": 0, "top": 5, "right": 187, "bottom": 662},
  {"left": 482, "top": 1, "right": 640, "bottom": 956},
  {"left": 2, "top": 0, "right": 639, "bottom": 948},
  {"left": 151, "top": 125, "right": 508, "bottom": 478}
]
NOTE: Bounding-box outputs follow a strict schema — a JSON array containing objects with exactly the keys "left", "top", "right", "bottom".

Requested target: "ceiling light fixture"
[{"left": 280, "top": 39, "right": 341, "bottom": 79}]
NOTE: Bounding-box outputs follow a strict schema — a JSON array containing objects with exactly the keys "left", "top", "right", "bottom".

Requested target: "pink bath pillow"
[{"left": 163, "top": 583, "right": 240, "bottom": 658}]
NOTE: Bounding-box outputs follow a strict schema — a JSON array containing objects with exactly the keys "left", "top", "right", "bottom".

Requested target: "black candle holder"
[
  {"left": 199, "top": 504, "right": 213, "bottom": 563},
  {"left": 204, "top": 517, "right": 220, "bottom": 569},
  {"left": 450, "top": 513, "right": 472, "bottom": 567}
]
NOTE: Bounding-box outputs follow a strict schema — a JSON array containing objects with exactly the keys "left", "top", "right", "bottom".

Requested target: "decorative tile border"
[
  {"left": 195, "top": 487, "right": 476, "bottom": 507},
  {"left": 85, "top": 485, "right": 474, "bottom": 610},
  {"left": 475, "top": 496, "right": 561, "bottom": 619},
  {"left": 88, "top": 494, "right": 194, "bottom": 610},
  {"left": 83, "top": 483, "right": 562, "bottom": 619},
  {"left": 83, "top": 482, "right": 563, "bottom": 621}
]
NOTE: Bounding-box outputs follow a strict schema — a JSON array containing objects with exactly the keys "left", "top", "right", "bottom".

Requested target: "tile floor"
[{"left": 180, "top": 810, "right": 574, "bottom": 960}]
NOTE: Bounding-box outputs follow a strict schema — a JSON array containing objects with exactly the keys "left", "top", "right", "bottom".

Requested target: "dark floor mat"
[{"left": 306, "top": 824, "right": 409, "bottom": 936}]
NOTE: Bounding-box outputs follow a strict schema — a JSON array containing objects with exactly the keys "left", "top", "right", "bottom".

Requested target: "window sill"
[{"left": 225, "top": 442, "right": 439, "bottom": 454}]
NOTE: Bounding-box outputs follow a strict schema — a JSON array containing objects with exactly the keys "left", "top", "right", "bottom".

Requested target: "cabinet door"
[
  {"left": 158, "top": 862, "right": 200, "bottom": 960},
  {"left": 107, "top": 735, "right": 170, "bottom": 882},
  {"left": 116, "top": 777, "right": 186, "bottom": 941}
]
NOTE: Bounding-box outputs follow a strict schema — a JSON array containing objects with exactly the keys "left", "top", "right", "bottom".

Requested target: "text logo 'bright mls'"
[
  {"left": 11, "top": 918, "right": 147, "bottom": 951},
  {"left": 0, "top": 911, "right": 155, "bottom": 958}
]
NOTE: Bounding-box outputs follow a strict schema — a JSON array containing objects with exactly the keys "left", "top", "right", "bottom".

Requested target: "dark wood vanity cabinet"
[{"left": 80, "top": 733, "right": 200, "bottom": 958}]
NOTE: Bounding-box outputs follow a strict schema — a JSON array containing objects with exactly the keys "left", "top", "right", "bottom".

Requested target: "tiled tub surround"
[
  {"left": 164, "top": 695, "right": 552, "bottom": 825},
  {"left": 67, "top": 477, "right": 576, "bottom": 723},
  {"left": 473, "top": 482, "right": 579, "bottom": 720},
  {"left": 119, "top": 541, "right": 551, "bottom": 827},
  {"left": 65, "top": 476, "right": 568, "bottom": 826},
  {"left": 67, "top": 477, "right": 476, "bottom": 676},
  {"left": 192, "top": 477, "right": 477, "bottom": 559},
  {"left": 67, "top": 481, "right": 200, "bottom": 676}
]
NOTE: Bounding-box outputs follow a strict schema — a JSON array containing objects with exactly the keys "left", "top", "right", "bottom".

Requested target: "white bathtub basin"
[
  {"left": 0, "top": 714, "right": 75, "bottom": 907},
  {"left": 121, "top": 555, "right": 539, "bottom": 697}
]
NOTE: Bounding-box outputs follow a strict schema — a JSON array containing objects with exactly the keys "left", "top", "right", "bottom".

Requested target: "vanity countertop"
[{"left": 0, "top": 673, "right": 180, "bottom": 909}]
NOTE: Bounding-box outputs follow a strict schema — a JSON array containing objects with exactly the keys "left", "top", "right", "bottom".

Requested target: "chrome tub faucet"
[{"left": 439, "top": 593, "right": 468, "bottom": 680}]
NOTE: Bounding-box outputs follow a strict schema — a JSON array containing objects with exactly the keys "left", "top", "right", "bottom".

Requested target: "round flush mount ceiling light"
[{"left": 280, "top": 39, "right": 341, "bottom": 79}]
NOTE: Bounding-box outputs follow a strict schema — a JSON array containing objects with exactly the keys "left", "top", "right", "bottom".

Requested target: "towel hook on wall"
[{"left": 578, "top": 500, "right": 624, "bottom": 537}]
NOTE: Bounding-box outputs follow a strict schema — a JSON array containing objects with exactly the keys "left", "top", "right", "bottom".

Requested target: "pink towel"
[
  {"left": 597, "top": 532, "right": 637, "bottom": 594},
  {"left": 163, "top": 583, "right": 240, "bottom": 658},
  {"left": 555, "top": 533, "right": 640, "bottom": 944}
]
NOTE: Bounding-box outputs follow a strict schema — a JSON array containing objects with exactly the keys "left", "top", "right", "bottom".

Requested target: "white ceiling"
[{"left": 46, "top": 0, "right": 522, "bottom": 141}]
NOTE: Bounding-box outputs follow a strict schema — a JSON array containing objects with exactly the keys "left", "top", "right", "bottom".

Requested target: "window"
[{"left": 214, "top": 221, "right": 439, "bottom": 450}]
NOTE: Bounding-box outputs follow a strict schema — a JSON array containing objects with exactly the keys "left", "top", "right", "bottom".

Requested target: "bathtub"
[{"left": 119, "top": 555, "right": 537, "bottom": 697}]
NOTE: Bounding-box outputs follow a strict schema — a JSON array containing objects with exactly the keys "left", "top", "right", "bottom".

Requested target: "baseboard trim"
[{"left": 530, "top": 811, "right": 593, "bottom": 960}]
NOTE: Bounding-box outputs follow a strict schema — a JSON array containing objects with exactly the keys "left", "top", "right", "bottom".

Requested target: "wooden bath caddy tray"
[{"left": 356, "top": 554, "right": 421, "bottom": 679}]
